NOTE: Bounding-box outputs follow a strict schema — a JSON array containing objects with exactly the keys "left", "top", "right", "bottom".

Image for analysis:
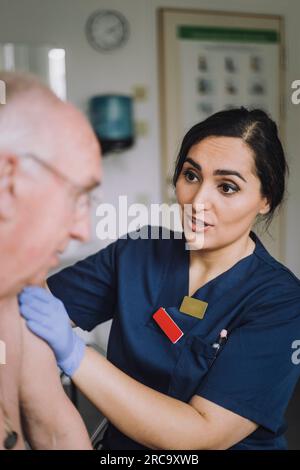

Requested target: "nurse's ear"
[
  {"left": 258, "top": 196, "right": 271, "bottom": 215},
  {"left": 0, "top": 153, "right": 18, "bottom": 220}
]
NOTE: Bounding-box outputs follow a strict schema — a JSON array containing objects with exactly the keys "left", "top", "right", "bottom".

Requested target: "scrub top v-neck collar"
[{"left": 165, "top": 230, "right": 263, "bottom": 311}]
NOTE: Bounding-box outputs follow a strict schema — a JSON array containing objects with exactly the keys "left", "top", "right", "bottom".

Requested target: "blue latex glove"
[{"left": 18, "top": 286, "right": 85, "bottom": 377}]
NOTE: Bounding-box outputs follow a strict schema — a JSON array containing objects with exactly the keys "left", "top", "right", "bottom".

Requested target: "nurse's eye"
[
  {"left": 183, "top": 169, "right": 199, "bottom": 183},
  {"left": 219, "top": 182, "right": 240, "bottom": 195}
]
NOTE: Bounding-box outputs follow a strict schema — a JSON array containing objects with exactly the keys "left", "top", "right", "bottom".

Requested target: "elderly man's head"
[{"left": 0, "top": 71, "right": 101, "bottom": 297}]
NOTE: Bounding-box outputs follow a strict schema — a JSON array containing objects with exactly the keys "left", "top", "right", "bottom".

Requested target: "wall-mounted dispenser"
[{"left": 89, "top": 94, "right": 134, "bottom": 155}]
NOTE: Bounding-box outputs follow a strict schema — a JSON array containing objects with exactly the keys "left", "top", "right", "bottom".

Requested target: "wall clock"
[{"left": 85, "top": 9, "right": 130, "bottom": 52}]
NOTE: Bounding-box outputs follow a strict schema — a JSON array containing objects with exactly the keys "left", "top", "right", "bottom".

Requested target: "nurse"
[{"left": 19, "top": 108, "right": 300, "bottom": 450}]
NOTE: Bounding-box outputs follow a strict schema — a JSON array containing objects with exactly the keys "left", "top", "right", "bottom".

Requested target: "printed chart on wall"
[
  {"left": 179, "top": 27, "right": 280, "bottom": 132},
  {"left": 158, "top": 9, "right": 284, "bottom": 260}
]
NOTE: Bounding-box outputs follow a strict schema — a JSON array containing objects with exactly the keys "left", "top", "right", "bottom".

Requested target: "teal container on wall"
[{"left": 89, "top": 94, "right": 134, "bottom": 155}]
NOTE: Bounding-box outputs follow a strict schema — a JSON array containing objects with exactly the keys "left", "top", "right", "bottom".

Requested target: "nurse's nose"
[{"left": 191, "top": 181, "right": 213, "bottom": 212}]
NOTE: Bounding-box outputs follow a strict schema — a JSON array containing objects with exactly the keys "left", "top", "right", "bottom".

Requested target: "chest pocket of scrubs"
[
  {"left": 144, "top": 307, "right": 217, "bottom": 402},
  {"left": 168, "top": 335, "right": 216, "bottom": 402}
]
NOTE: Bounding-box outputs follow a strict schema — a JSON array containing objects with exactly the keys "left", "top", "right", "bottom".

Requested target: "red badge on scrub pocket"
[{"left": 152, "top": 307, "right": 184, "bottom": 344}]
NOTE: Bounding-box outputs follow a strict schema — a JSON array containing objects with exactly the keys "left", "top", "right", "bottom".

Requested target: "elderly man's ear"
[{"left": 0, "top": 153, "right": 18, "bottom": 220}]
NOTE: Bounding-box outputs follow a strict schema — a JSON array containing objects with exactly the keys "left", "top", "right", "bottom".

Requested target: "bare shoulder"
[
  {"left": 0, "top": 296, "right": 25, "bottom": 449},
  {"left": 19, "top": 313, "right": 92, "bottom": 449},
  {"left": 19, "top": 315, "right": 63, "bottom": 413},
  {"left": 20, "top": 315, "right": 57, "bottom": 370},
  {"left": 0, "top": 297, "right": 90, "bottom": 450},
  {"left": 19, "top": 313, "right": 65, "bottom": 416}
]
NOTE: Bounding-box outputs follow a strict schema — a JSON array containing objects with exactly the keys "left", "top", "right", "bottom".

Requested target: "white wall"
[{"left": 1, "top": 0, "right": 300, "bottom": 347}]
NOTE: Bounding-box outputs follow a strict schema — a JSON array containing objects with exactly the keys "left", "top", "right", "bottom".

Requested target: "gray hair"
[{"left": 0, "top": 71, "right": 60, "bottom": 155}]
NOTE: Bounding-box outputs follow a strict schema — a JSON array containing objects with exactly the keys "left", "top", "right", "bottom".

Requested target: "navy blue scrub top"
[{"left": 48, "top": 226, "right": 300, "bottom": 450}]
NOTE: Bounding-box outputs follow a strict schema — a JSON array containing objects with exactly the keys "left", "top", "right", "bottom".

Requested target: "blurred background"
[{"left": 0, "top": 0, "right": 300, "bottom": 449}]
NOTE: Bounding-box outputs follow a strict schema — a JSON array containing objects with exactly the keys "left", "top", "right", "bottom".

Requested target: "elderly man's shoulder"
[{"left": 0, "top": 296, "right": 25, "bottom": 449}]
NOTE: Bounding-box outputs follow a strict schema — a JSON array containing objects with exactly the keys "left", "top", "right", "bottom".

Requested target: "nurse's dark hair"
[{"left": 173, "top": 107, "right": 288, "bottom": 230}]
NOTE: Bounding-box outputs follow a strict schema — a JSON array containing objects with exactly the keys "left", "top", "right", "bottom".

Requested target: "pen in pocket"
[{"left": 212, "top": 329, "right": 228, "bottom": 352}]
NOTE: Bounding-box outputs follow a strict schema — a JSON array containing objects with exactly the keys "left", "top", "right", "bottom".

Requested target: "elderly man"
[{"left": 0, "top": 71, "right": 101, "bottom": 449}]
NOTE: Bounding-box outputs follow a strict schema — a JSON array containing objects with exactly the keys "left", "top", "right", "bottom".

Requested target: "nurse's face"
[{"left": 175, "top": 136, "right": 270, "bottom": 251}]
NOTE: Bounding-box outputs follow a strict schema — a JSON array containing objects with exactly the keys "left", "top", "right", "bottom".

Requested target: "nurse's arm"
[
  {"left": 19, "top": 317, "right": 92, "bottom": 449},
  {"left": 72, "top": 347, "right": 258, "bottom": 450}
]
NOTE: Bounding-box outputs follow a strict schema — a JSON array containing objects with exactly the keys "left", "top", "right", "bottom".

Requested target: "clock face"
[{"left": 86, "top": 10, "right": 130, "bottom": 52}]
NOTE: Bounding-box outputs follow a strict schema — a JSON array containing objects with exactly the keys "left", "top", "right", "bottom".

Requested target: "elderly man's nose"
[{"left": 70, "top": 215, "right": 91, "bottom": 242}]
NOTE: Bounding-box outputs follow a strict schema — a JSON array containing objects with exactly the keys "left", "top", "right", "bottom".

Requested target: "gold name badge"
[{"left": 179, "top": 296, "right": 208, "bottom": 319}]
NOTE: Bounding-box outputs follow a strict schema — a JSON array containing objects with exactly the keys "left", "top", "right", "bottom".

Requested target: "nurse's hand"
[{"left": 18, "top": 286, "right": 85, "bottom": 377}]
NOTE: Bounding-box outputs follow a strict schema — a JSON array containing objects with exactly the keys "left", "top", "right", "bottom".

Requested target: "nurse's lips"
[{"left": 190, "top": 217, "right": 213, "bottom": 232}]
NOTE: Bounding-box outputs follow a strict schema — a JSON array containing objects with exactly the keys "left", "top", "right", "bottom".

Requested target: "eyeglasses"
[{"left": 19, "top": 153, "right": 102, "bottom": 219}]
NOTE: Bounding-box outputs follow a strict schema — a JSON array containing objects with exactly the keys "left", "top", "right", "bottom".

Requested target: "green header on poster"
[{"left": 177, "top": 26, "right": 279, "bottom": 43}]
